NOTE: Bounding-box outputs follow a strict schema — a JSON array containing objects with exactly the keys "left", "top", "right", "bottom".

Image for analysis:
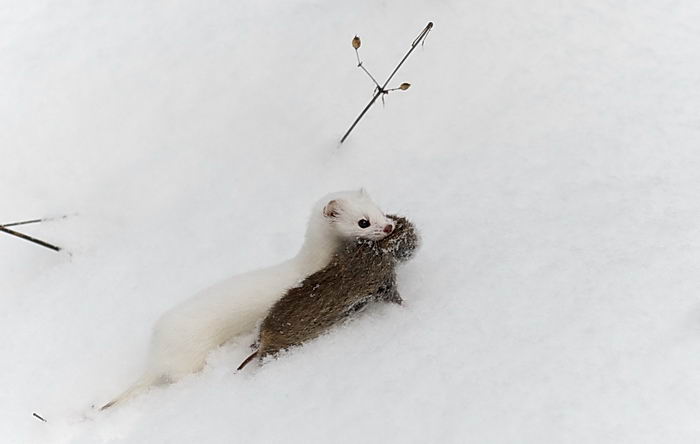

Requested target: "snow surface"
[{"left": 2, "top": 0, "right": 700, "bottom": 442}]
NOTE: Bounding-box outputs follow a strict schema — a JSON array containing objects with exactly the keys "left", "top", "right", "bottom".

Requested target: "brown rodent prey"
[{"left": 238, "top": 215, "right": 419, "bottom": 370}]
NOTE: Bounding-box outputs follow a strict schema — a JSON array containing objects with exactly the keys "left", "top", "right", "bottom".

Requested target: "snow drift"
[{"left": 2, "top": 0, "right": 700, "bottom": 442}]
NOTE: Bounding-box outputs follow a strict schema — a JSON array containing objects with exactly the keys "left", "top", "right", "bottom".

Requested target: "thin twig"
[
  {"left": 2, "top": 218, "right": 43, "bottom": 227},
  {"left": 358, "top": 62, "right": 382, "bottom": 89},
  {"left": 0, "top": 225, "right": 62, "bottom": 252},
  {"left": 340, "top": 22, "right": 433, "bottom": 144},
  {"left": 382, "top": 22, "right": 432, "bottom": 92},
  {"left": 2, "top": 215, "right": 68, "bottom": 228},
  {"left": 32, "top": 412, "right": 47, "bottom": 422},
  {"left": 355, "top": 49, "right": 382, "bottom": 89}
]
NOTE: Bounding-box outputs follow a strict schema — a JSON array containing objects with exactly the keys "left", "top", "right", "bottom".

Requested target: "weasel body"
[{"left": 102, "top": 189, "right": 394, "bottom": 409}]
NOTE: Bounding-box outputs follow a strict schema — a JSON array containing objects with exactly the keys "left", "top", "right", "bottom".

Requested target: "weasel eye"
[{"left": 358, "top": 219, "right": 370, "bottom": 228}]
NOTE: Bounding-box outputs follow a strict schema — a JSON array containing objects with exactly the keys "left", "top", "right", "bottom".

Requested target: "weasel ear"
[{"left": 323, "top": 199, "right": 341, "bottom": 218}]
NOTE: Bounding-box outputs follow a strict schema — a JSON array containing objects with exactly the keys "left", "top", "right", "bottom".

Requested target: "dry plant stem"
[
  {"left": 5, "top": 217, "right": 55, "bottom": 227},
  {"left": 0, "top": 225, "right": 62, "bottom": 252},
  {"left": 340, "top": 22, "right": 433, "bottom": 144},
  {"left": 2, "top": 215, "right": 69, "bottom": 228},
  {"left": 355, "top": 49, "right": 382, "bottom": 89},
  {"left": 2, "top": 218, "right": 44, "bottom": 227}
]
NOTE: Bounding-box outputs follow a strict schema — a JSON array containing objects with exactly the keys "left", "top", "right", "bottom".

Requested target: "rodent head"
[{"left": 321, "top": 189, "right": 394, "bottom": 241}]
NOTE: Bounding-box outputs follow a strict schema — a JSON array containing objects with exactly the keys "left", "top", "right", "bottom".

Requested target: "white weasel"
[{"left": 101, "top": 189, "right": 394, "bottom": 409}]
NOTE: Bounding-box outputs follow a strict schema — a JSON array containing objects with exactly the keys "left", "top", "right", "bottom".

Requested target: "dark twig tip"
[{"left": 32, "top": 412, "right": 47, "bottom": 422}]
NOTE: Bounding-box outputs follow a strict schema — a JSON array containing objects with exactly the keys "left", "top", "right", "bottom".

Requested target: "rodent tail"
[
  {"left": 100, "top": 374, "right": 161, "bottom": 411},
  {"left": 236, "top": 350, "right": 259, "bottom": 371}
]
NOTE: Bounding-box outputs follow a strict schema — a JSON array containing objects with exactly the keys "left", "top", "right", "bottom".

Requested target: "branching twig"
[
  {"left": 340, "top": 22, "right": 433, "bottom": 144},
  {"left": 0, "top": 216, "right": 64, "bottom": 252}
]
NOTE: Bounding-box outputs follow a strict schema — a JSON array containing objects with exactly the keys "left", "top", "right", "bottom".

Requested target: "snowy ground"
[{"left": 2, "top": 0, "right": 700, "bottom": 442}]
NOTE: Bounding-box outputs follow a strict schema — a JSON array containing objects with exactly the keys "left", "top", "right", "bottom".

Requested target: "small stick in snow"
[
  {"left": 1, "top": 214, "right": 69, "bottom": 228},
  {"left": 340, "top": 22, "right": 433, "bottom": 144},
  {"left": 32, "top": 412, "right": 47, "bottom": 422},
  {"left": 2, "top": 218, "right": 44, "bottom": 227}
]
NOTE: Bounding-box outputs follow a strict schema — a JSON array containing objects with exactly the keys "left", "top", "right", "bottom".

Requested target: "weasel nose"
[{"left": 383, "top": 224, "right": 394, "bottom": 234}]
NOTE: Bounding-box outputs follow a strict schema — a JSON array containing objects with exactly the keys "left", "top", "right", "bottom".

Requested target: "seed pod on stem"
[{"left": 340, "top": 22, "right": 433, "bottom": 144}]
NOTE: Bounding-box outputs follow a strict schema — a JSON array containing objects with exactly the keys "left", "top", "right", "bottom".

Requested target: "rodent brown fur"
[{"left": 238, "top": 215, "right": 419, "bottom": 370}]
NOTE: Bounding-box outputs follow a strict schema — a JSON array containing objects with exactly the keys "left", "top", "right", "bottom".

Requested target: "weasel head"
[{"left": 320, "top": 189, "right": 394, "bottom": 241}]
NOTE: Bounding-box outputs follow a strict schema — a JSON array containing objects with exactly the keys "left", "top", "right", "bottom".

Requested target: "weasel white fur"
[{"left": 101, "top": 189, "right": 393, "bottom": 409}]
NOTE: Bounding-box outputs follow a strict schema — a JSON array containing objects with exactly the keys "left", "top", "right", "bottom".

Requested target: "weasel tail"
[{"left": 100, "top": 374, "right": 163, "bottom": 410}]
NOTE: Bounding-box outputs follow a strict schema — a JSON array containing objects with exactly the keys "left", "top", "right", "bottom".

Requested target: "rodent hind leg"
[
  {"left": 376, "top": 277, "right": 403, "bottom": 305},
  {"left": 383, "top": 287, "right": 403, "bottom": 305},
  {"left": 346, "top": 299, "right": 370, "bottom": 315}
]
